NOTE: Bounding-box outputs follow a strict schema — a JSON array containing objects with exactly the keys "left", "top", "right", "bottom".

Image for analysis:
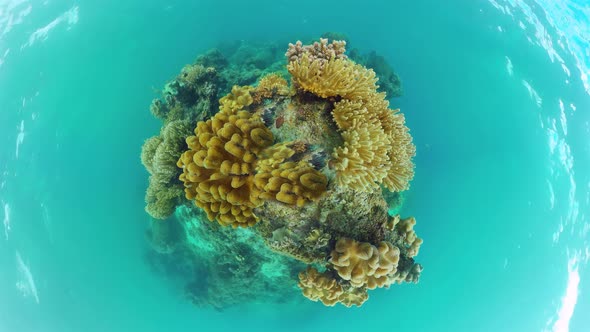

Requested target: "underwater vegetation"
[{"left": 141, "top": 37, "right": 420, "bottom": 308}]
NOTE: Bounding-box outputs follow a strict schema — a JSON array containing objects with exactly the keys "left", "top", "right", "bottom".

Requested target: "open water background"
[{"left": 0, "top": 0, "right": 589, "bottom": 331}]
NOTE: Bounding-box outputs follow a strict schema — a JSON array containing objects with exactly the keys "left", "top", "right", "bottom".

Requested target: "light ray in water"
[{"left": 15, "top": 251, "right": 40, "bottom": 304}]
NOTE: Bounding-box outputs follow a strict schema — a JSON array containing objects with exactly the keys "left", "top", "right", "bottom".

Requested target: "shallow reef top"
[{"left": 141, "top": 37, "right": 422, "bottom": 308}]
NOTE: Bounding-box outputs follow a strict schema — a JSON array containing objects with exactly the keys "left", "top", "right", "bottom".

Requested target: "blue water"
[{"left": 1, "top": 0, "right": 589, "bottom": 331}]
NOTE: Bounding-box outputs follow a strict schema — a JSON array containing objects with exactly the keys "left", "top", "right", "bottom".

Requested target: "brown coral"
[
  {"left": 288, "top": 53, "right": 378, "bottom": 100},
  {"left": 253, "top": 73, "right": 290, "bottom": 103},
  {"left": 331, "top": 97, "right": 415, "bottom": 192},
  {"left": 298, "top": 267, "right": 344, "bottom": 306},
  {"left": 380, "top": 111, "right": 416, "bottom": 192},
  {"left": 332, "top": 119, "right": 391, "bottom": 192},
  {"left": 338, "top": 286, "right": 369, "bottom": 307},
  {"left": 287, "top": 41, "right": 415, "bottom": 192},
  {"left": 219, "top": 85, "right": 254, "bottom": 113},
  {"left": 255, "top": 143, "right": 327, "bottom": 206},
  {"left": 177, "top": 88, "right": 274, "bottom": 228},
  {"left": 298, "top": 267, "right": 369, "bottom": 307},
  {"left": 394, "top": 216, "right": 423, "bottom": 258},
  {"left": 329, "top": 238, "right": 400, "bottom": 289}
]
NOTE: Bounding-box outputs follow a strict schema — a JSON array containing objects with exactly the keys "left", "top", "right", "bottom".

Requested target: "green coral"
[{"left": 142, "top": 120, "right": 193, "bottom": 219}]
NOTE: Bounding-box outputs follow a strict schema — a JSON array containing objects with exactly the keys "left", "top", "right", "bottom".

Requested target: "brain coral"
[{"left": 143, "top": 38, "right": 423, "bottom": 308}]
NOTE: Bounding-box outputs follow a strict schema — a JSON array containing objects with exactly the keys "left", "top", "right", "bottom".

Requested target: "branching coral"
[
  {"left": 286, "top": 38, "right": 347, "bottom": 64},
  {"left": 177, "top": 87, "right": 273, "bottom": 227},
  {"left": 329, "top": 237, "right": 400, "bottom": 289}
]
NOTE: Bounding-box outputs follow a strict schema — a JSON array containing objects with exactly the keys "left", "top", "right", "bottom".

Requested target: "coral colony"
[{"left": 141, "top": 38, "right": 422, "bottom": 308}]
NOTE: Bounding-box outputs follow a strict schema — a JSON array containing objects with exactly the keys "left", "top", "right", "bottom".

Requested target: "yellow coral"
[
  {"left": 288, "top": 53, "right": 378, "bottom": 101},
  {"left": 255, "top": 143, "right": 327, "bottom": 206},
  {"left": 330, "top": 94, "right": 415, "bottom": 192},
  {"left": 395, "top": 216, "right": 423, "bottom": 258},
  {"left": 298, "top": 267, "right": 369, "bottom": 307},
  {"left": 329, "top": 238, "right": 400, "bottom": 289},
  {"left": 177, "top": 88, "right": 274, "bottom": 227},
  {"left": 381, "top": 111, "right": 416, "bottom": 192},
  {"left": 253, "top": 73, "right": 290, "bottom": 103},
  {"left": 338, "top": 286, "right": 369, "bottom": 307},
  {"left": 332, "top": 119, "right": 391, "bottom": 192},
  {"left": 288, "top": 44, "right": 415, "bottom": 192},
  {"left": 298, "top": 267, "right": 344, "bottom": 306},
  {"left": 219, "top": 85, "right": 254, "bottom": 114}
]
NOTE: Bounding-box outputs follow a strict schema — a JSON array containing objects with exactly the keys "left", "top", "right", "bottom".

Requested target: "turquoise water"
[{"left": 1, "top": 0, "right": 589, "bottom": 331}]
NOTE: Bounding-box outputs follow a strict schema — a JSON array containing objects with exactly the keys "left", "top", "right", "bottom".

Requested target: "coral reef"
[{"left": 141, "top": 38, "right": 421, "bottom": 309}]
